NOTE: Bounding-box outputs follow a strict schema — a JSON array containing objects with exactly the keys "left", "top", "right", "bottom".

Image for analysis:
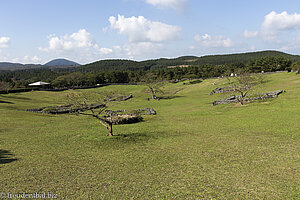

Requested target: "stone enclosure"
[{"left": 211, "top": 90, "right": 285, "bottom": 106}]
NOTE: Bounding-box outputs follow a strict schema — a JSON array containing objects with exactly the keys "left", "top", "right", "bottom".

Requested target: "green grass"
[{"left": 0, "top": 72, "right": 299, "bottom": 199}]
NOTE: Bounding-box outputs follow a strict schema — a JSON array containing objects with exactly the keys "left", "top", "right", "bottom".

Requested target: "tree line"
[{"left": 0, "top": 56, "right": 296, "bottom": 91}]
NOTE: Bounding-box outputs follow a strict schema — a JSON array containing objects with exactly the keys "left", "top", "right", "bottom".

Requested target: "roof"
[{"left": 28, "top": 81, "right": 50, "bottom": 86}]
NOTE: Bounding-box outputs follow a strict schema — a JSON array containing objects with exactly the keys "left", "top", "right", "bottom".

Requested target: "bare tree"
[
  {"left": 66, "top": 91, "right": 141, "bottom": 136},
  {"left": 139, "top": 73, "right": 165, "bottom": 100},
  {"left": 227, "top": 72, "right": 260, "bottom": 105},
  {"left": 0, "top": 81, "right": 11, "bottom": 93},
  {"left": 66, "top": 92, "right": 114, "bottom": 136}
]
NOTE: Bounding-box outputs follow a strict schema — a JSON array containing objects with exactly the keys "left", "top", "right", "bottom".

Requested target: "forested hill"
[
  {"left": 79, "top": 50, "right": 300, "bottom": 72},
  {"left": 1, "top": 50, "right": 299, "bottom": 72},
  {"left": 194, "top": 50, "right": 300, "bottom": 65},
  {"left": 44, "top": 59, "right": 80, "bottom": 67}
]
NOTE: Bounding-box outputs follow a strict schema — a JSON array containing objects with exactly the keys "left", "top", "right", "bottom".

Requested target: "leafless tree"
[
  {"left": 66, "top": 91, "right": 129, "bottom": 136},
  {"left": 227, "top": 72, "right": 261, "bottom": 105},
  {"left": 0, "top": 81, "right": 11, "bottom": 93},
  {"left": 139, "top": 73, "right": 165, "bottom": 100}
]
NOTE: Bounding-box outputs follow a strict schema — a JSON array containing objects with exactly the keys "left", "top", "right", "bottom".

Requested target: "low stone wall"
[
  {"left": 105, "top": 108, "right": 156, "bottom": 116},
  {"left": 209, "top": 87, "right": 236, "bottom": 95},
  {"left": 209, "top": 87, "right": 249, "bottom": 95},
  {"left": 22, "top": 103, "right": 105, "bottom": 114},
  {"left": 105, "top": 94, "right": 133, "bottom": 102},
  {"left": 135, "top": 108, "right": 156, "bottom": 115},
  {"left": 212, "top": 90, "right": 285, "bottom": 106},
  {"left": 104, "top": 110, "right": 126, "bottom": 116}
]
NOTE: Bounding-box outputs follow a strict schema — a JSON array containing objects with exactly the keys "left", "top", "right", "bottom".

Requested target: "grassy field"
[{"left": 0, "top": 72, "right": 299, "bottom": 199}]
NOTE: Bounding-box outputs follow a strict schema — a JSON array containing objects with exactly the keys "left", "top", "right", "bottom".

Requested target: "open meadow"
[{"left": 0, "top": 72, "right": 299, "bottom": 199}]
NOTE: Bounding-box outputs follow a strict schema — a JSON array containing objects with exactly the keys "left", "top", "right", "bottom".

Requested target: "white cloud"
[
  {"left": 194, "top": 34, "right": 234, "bottom": 48},
  {"left": 145, "top": 0, "right": 187, "bottom": 11},
  {"left": 0, "top": 37, "right": 10, "bottom": 48},
  {"left": 40, "top": 29, "right": 95, "bottom": 52},
  {"left": 39, "top": 29, "right": 113, "bottom": 62},
  {"left": 109, "top": 14, "right": 181, "bottom": 43},
  {"left": 107, "top": 15, "right": 181, "bottom": 59},
  {"left": 241, "top": 11, "right": 300, "bottom": 52},
  {"left": 243, "top": 30, "right": 258, "bottom": 38},
  {"left": 262, "top": 11, "right": 300, "bottom": 36},
  {"left": 241, "top": 11, "right": 300, "bottom": 47},
  {"left": 38, "top": 29, "right": 114, "bottom": 63}
]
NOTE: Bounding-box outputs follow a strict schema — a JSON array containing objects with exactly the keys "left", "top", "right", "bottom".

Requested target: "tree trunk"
[
  {"left": 239, "top": 98, "right": 244, "bottom": 105},
  {"left": 149, "top": 86, "right": 157, "bottom": 100},
  {"left": 98, "top": 117, "right": 113, "bottom": 136},
  {"left": 107, "top": 122, "right": 113, "bottom": 136},
  {"left": 238, "top": 91, "right": 247, "bottom": 105}
]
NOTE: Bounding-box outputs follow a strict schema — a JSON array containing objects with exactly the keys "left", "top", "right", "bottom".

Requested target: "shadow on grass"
[
  {"left": 101, "top": 131, "right": 169, "bottom": 146},
  {"left": 0, "top": 100, "right": 14, "bottom": 104},
  {"left": 0, "top": 150, "right": 18, "bottom": 165},
  {"left": 1, "top": 95, "right": 31, "bottom": 101},
  {"left": 108, "top": 132, "right": 156, "bottom": 144},
  {"left": 158, "top": 95, "right": 184, "bottom": 100}
]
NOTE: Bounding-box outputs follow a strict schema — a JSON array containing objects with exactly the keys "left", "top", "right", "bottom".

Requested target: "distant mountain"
[
  {"left": 0, "top": 58, "right": 79, "bottom": 71},
  {"left": 44, "top": 59, "right": 80, "bottom": 67},
  {"left": 0, "top": 62, "right": 42, "bottom": 70}
]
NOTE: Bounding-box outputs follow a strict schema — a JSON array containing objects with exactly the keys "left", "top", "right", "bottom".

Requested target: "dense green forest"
[{"left": 0, "top": 51, "right": 299, "bottom": 91}]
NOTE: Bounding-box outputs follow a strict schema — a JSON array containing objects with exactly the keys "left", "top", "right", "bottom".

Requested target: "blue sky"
[{"left": 1, "top": 0, "right": 300, "bottom": 64}]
